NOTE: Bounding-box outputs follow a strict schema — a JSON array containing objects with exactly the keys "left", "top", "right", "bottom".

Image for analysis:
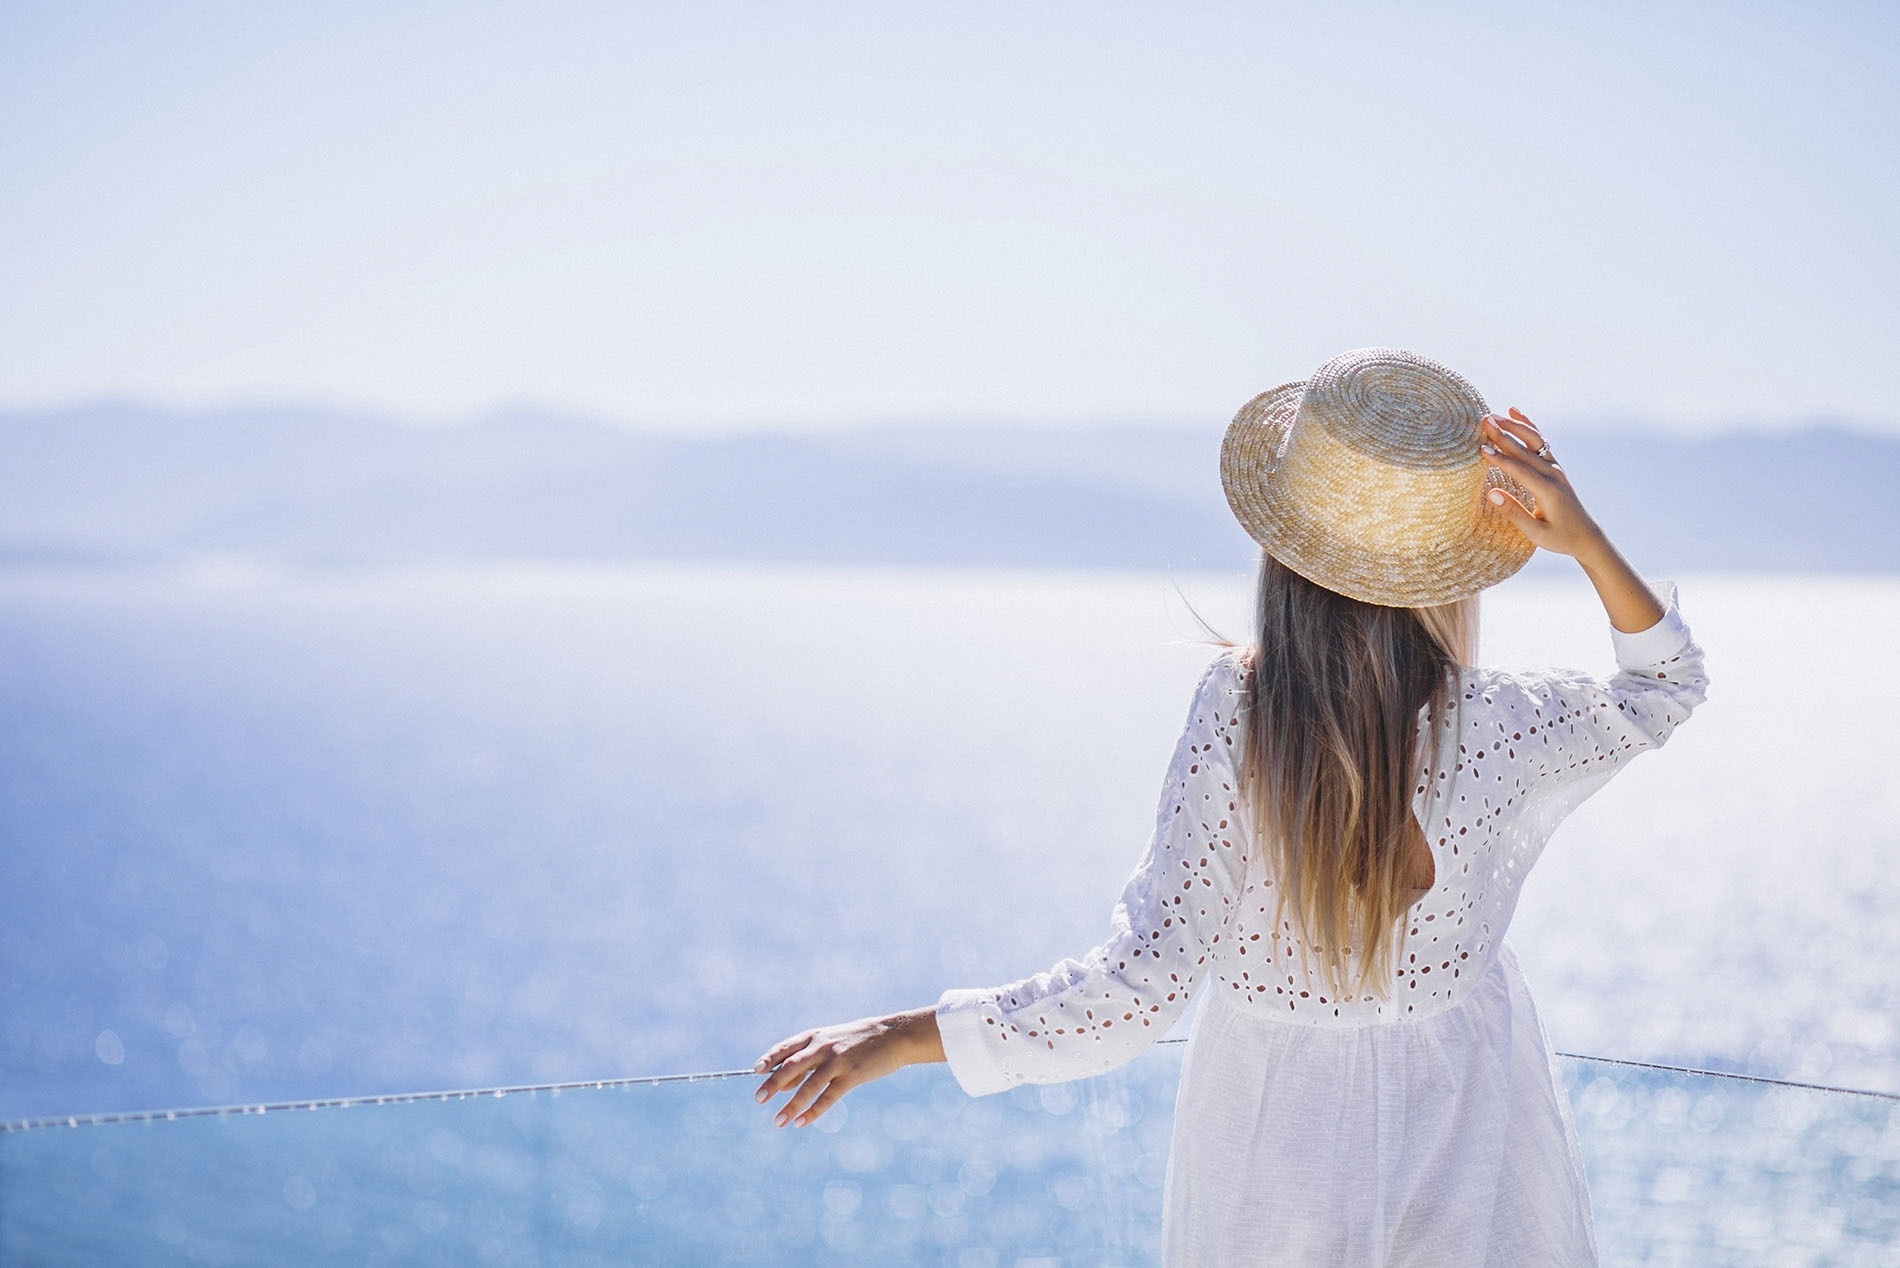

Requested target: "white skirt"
[{"left": 1163, "top": 945, "right": 1597, "bottom": 1267}]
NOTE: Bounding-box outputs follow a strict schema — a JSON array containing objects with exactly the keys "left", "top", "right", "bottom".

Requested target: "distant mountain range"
[{"left": 2, "top": 404, "right": 1894, "bottom": 574}]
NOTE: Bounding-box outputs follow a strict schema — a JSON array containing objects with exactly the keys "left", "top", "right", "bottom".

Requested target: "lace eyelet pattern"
[{"left": 939, "top": 587, "right": 1707, "bottom": 1086}]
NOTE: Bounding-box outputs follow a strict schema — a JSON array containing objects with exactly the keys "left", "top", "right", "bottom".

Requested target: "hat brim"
[{"left": 1220, "top": 383, "right": 1535, "bottom": 608}]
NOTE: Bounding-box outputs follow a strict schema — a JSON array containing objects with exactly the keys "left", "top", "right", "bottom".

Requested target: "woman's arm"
[
  {"left": 1477, "top": 407, "right": 1708, "bottom": 820},
  {"left": 756, "top": 653, "right": 1249, "bottom": 1125},
  {"left": 1479, "top": 408, "right": 1663, "bottom": 633},
  {"left": 753, "top": 1006, "right": 944, "bottom": 1129}
]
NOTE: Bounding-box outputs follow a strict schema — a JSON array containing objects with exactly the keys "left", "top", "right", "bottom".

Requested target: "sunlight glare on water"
[{"left": 0, "top": 564, "right": 1893, "bottom": 1122}]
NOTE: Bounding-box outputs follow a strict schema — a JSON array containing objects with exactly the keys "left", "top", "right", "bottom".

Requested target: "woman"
[{"left": 753, "top": 348, "right": 1708, "bottom": 1265}]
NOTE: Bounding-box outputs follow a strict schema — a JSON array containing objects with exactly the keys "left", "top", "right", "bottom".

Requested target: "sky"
[{"left": 1, "top": 1, "right": 1896, "bottom": 433}]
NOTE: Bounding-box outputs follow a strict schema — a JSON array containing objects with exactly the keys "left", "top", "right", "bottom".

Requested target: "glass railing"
[{"left": 3, "top": 1044, "right": 1895, "bottom": 1265}]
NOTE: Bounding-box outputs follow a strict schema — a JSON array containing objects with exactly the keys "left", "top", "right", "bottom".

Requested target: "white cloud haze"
[{"left": 2, "top": 2, "right": 1895, "bottom": 432}]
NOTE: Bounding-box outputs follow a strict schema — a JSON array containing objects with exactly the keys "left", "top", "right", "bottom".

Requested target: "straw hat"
[{"left": 1220, "top": 347, "right": 1535, "bottom": 607}]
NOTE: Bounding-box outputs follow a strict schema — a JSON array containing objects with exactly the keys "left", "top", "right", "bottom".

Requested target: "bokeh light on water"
[{"left": 3, "top": 1050, "right": 1895, "bottom": 1264}]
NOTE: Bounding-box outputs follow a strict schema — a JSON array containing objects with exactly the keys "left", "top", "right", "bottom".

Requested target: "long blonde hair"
[{"left": 1239, "top": 552, "right": 1478, "bottom": 999}]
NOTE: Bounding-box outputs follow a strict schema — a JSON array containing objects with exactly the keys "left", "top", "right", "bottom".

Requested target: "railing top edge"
[
  {"left": 0, "top": 1067, "right": 758, "bottom": 1134},
  {"left": 4, "top": 1042, "right": 1894, "bottom": 1134}
]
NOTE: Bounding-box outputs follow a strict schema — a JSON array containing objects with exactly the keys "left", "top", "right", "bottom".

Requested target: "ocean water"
[
  {"left": 1, "top": 563, "right": 1895, "bottom": 1123},
  {"left": 6, "top": 1054, "right": 1894, "bottom": 1265}
]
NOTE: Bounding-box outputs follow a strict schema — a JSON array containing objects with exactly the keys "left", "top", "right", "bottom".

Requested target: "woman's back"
[
  {"left": 1201, "top": 602, "right": 1706, "bottom": 1030},
  {"left": 935, "top": 589, "right": 1705, "bottom": 1050}
]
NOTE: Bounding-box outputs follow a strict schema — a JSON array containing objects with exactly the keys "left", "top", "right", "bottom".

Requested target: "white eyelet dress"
[{"left": 936, "top": 586, "right": 1709, "bottom": 1267}]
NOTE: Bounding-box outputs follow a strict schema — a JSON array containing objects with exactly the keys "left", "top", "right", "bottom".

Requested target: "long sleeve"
[
  {"left": 936, "top": 652, "right": 1251, "bottom": 1097},
  {"left": 1484, "top": 581, "right": 1710, "bottom": 836}
]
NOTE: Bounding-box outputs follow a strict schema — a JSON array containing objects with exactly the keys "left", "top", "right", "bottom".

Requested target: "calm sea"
[{"left": 2, "top": 564, "right": 1894, "bottom": 1121}]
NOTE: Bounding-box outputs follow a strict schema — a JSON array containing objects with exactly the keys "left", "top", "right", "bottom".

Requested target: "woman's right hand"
[{"left": 753, "top": 1006, "right": 945, "bottom": 1128}]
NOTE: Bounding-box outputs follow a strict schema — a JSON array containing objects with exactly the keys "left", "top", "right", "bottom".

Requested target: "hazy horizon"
[
  {"left": 7, "top": 400, "right": 1898, "bottom": 577},
  {"left": 6, "top": 395, "right": 1894, "bottom": 442}
]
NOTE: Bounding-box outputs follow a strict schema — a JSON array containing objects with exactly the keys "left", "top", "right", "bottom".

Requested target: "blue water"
[{"left": 3, "top": 564, "right": 1896, "bottom": 1121}]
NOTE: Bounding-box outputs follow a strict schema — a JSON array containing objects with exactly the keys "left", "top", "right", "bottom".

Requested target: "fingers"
[
  {"left": 754, "top": 1030, "right": 814, "bottom": 1076},
  {"left": 1479, "top": 419, "right": 1562, "bottom": 494},
  {"left": 753, "top": 1014, "right": 913, "bottom": 1128},
  {"left": 1480, "top": 413, "right": 1531, "bottom": 458},
  {"left": 1484, "top": 486, "right": 1548, "bottom": 544},
  {"left": 796, "top": 1078, "right": 854, "bottom": 1126},
  {"left": 780, "top": 1063, "right": 855, "bottom": 1127},
  {"left": 754, "top": 1035, "right": 825, "bottom": 1103},
  {"left": 753, "top": 1033, "right": 855, "bottom": 1126},
  {"left": 1480, "top": 444, "right": 1558, "bottom": 532},
  {"left": 757, "top": 1047, "right": 856, "bottom": 1127},
  {"left": 1486, "top": 408, "right": 1545, "bottom": 455}
]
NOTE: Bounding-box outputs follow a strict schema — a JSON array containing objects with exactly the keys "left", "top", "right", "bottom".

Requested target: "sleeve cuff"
[
  {"left": 1610, "top": 579, "right": 1693, "bottom": 669},
  {"left": 936, "top": 988, "right": 1015, "bottom": 1097}
]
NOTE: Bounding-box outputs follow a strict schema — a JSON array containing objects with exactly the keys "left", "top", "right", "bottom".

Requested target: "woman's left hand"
[
  {"left": 1480, "top": 408, "right": 1663, "bottom": 634},
  {"left": 754, "top": 1006, "right": 945, "bottom": 1128}
]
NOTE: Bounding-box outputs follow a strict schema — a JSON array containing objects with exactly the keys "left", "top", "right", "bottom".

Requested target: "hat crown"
[{"left": 1300, "top": 348, "right": 1487, "bottom": 471}]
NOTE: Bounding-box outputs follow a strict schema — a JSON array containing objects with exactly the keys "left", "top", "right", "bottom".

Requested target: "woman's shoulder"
[
  {"left": 1460, "top": 661, "right": 1546, "bottom": 692},
  {"left": 1198, "top": 642, "right": 1252, "bottom": 689},
  {"left": 1451, "top": 661, "right": 1638, "bottom": 726},
  {"left": 1198, "top": 647, "right": 1589, "bottom": 707},
  {"left": 1181, "top": 644, "right": 1251, "bottom": 717}
]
